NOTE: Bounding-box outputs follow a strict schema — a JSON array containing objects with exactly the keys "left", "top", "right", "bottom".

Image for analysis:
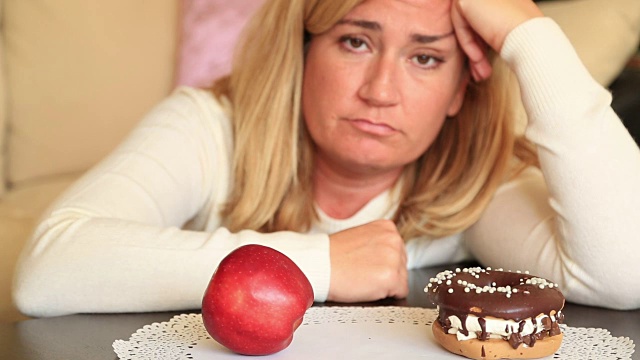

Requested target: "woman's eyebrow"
[
  {"left": 337, "top": 18, "right": 381, "bottom": 31},
  {"left": 411, "top": 31, "right": 454, "bottom": 44},
  {"left": 336, "top": 18, "right": 454, "bottom": 44}
]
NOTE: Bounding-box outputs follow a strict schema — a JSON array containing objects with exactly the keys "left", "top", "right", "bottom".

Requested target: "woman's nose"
[{"left": 357, "top": 55, "right": 401, "bottom": 107}]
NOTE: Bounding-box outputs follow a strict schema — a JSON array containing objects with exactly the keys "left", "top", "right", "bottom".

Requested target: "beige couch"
[
  {"left": 1, "top": 0, "right": 639, "bottom": 323},
  {"left": 0, "top": 0, "right": 178, "bottom": 322}
]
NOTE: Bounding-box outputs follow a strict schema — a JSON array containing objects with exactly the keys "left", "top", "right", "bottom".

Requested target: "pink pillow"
[{"left": 176, "top": 0, "right": 265, "bottom": 88}]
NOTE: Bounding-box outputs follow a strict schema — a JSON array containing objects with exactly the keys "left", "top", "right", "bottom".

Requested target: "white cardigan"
[{"left": 13, "top": 18, "right": 640, "bottom": 317}]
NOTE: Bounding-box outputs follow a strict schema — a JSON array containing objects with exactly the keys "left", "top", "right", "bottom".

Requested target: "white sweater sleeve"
[
  {"left": 464, "top": 18, "right": 640, "bottom": 309},
  {"left": 13, "top": 87, "right": 331, "bottom": 318}
]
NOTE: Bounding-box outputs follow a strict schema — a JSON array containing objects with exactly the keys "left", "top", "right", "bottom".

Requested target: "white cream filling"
[{"left": 446, "top": 312, "right": 559, "bottom": 341}]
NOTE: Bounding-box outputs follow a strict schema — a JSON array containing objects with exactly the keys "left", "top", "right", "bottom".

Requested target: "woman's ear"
[{"left": 446, "top": 71, "right": 470, "bottom": 117}]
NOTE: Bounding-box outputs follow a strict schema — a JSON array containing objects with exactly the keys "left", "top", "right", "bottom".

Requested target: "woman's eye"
[
  {"left": 340, "top": 36, "right": 368, "bottom": 52},
  {"left": 412, "top": 54, "right": 442, "bottom": 68}
]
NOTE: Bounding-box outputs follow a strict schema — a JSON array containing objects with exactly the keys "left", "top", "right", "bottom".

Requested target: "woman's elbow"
[
  {"left": 565, "top": 278, "right": 640, "bottom": 311},
  {"left": 12, "top": 253, "right": 72, "bottom": 318},
  {"left": 13, "top": 269, "right": 51, "bottom": 318},
  {"left": 13, "top": 213, "right": 91, "bottom": 317},
  {"left": 600, "top": 291, "right": 640, "bottom": 311}
]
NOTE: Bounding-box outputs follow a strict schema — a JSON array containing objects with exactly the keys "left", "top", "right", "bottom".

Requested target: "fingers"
[
  {"left": 452, "top": 0, "right": 544, "bottom": 82},
  {"left": 451, "top": 0, "right": 493, "bottom": 82},
  {"left": 471, "top": 38, "right": 493, "bottom": 82},
  {"left": 454, "top": 0, "right": 544, "bottom": 50},
  {"left": 468, "top": 39, "right": 493, "bottom": 83},
  {"left": 372, "top": 223, "right": 408, "bottom": 298},
  {"left": 451, "top": 3, "right": 482, "bottom": 64},
  {"left": 389, "top": 263, "right": 409, "bottom": 299},
  {"left": 328, "top": 220, "right": 408, "bottom": 302}
]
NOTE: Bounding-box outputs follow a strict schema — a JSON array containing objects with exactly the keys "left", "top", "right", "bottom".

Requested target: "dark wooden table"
[{"left": 1, "top": 264, "right": 638, "bottom": 359}]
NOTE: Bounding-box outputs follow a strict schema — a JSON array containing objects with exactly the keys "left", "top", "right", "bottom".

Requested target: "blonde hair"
[
  {"left": 214, "top": 0, "right": 538, "bottom": 239},
  {"left": 394, "top": 55, "right": 538, "bottom": 239}
]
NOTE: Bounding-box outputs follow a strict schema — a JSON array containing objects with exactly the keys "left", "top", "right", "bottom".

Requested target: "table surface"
[{"left": 1, "top": 264, "right": 638, "bottom": 359}]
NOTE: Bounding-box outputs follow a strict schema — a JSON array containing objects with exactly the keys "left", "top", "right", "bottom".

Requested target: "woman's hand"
[
  {"left": 327, "top": 220, "right": 408, "bottom": 302},
  {"left": 451, "top": 0, "right": 544, "bottom": 82}
]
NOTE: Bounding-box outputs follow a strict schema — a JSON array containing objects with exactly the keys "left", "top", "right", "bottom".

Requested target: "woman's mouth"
[{"left": 348, "top": 118, "right": 398, "bottom": 136}]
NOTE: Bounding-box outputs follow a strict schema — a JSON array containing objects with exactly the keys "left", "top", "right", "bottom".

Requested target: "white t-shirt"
[{"left": 13, "top": 18, "right": 640, "bottom": 317}]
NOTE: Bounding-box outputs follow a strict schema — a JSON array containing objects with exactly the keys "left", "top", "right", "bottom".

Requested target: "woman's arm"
[
  {"left": 465, "top": 18, "right": 640, "bottom": 310},
  {"left": 12, "top": 88, "right": 331, "bottom": 317}
]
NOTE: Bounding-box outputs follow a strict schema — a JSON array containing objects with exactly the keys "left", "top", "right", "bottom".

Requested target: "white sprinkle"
[
  {"left": 448, "top": 288, "right": 454, "bottom": 294},
  {"left": 465, "top": 288, "right": 470, "bottom": 293},
  {"left": 446, "top": 280, "right": 452, "bottom": 285}
]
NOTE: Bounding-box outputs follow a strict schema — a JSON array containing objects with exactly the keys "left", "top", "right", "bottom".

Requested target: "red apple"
[{"left": 201, "top": 244, "right": 314, "bottom": 355}]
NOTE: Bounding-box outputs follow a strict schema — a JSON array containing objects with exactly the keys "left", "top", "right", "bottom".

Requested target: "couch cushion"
[
  {"left": 0, "top": 2, "right": 6, "bottom": 197},
  {"left": 538, "top": 0, "right": 640, "bottom": 86},
  {"left": 0, "top": 217, "right": 32, "bottom": 322},
  {"left": 0, "top": 173, "right": 78, "bottom": 322},
  {"left": 4, "top": 0, "right": 178, "bottom": 186}
]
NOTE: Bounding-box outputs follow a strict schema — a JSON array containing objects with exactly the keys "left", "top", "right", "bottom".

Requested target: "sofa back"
[{"left": 0, "top": 0, "right": 178, "bottom": 195}]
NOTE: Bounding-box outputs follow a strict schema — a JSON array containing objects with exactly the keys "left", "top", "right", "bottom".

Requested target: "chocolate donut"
[{"left": 426, "top": 267, "right": 565, "bottom": 359}]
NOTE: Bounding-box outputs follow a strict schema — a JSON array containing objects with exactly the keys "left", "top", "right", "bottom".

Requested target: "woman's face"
[{"left": 302, "top": 0, "right": 468, "bottom": 176}]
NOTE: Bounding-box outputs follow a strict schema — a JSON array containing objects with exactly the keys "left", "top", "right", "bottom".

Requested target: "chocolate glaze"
[
  {"left": 508, "top": 332, "right": 523, "bottom": 349},
  {"left": 550, "top": 321, "right": 562, "bottom": 337},
  {"left": 478, "top": 317, "right": 488, "bottom": 341},
  {"left": 429, "top": 269, "right": 565, "bottom": 321},
  {"left": 427, "top": 268, "right": 566, "bottom": 349}
]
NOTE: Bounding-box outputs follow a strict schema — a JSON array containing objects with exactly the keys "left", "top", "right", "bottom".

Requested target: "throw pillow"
[{"left": 175, "top": 0, "right": 265, "bottom": 88}]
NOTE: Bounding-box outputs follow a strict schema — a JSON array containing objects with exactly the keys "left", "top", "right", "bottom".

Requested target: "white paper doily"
[{"left": 113, "top": 307, "right": 635, "bottom": 359}]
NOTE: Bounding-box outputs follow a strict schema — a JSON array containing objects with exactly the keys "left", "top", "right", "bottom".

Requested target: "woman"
[{"left": 13, "top": 0, "right": 640, "bottom": 317}]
